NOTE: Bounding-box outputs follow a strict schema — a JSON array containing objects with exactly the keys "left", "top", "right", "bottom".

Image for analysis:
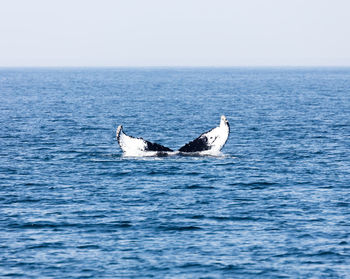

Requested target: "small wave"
[
  {"left": 23, "top": 182, "right": 48, "bottom": 187},
  {"left": 308, "top": 250, "right": 344, "bottom": 257},
  {"left": 297, "top": 233, "right": 315, "bottom": 239},
  {"left": 186, "top": 184, "right": 215, "bottom": 189},
  {"left": 8, "top": 221, "right": 132, "bottom": 230},
  {"left": 184, "top": 171, "right": 201, "bottom": 176},
  {"left": 209, "top": 216, "right": 261, "bottom": 222},
  {"left": 26, "top": 242, "right": 64, "bottom": 249},
  {"left": 0, "top": 167, "right": 18, "bottom": 174},
  {"left": 77, "top": 244, "right": 100, "bottom": 249},
  {"left": 147, "top": 170, "right": 179, "bottom": 175},
  {"left": 178, "top": 262, "right": 205, "bottom": 269},
  {"left": 158, "top": 225, "right": 202, "bottom": 231},
  {"left": 97, "top": 171, "right": 131, "bottom": 177},
  {"left": 220, "top": 264, "right": 242, "bottom": 271},
  {"left": 187, "top": 214, "right": 206, "bottom": 219},
  {"left": 79, "top": 126, "right": 109, "bottom": 131},
  {"left": 12, "top": 198, "right": 41, "bottom": 203},
  {"left": 229, "top": 181, "right": 278, "bottom": 188},
  {"left": 336, "top": 202, "right": 349, "bottom": 207}
]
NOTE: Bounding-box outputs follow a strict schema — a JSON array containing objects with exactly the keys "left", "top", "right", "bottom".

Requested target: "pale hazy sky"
[{"left": 0, "top": 0, "right": 349, "bottom": 66}]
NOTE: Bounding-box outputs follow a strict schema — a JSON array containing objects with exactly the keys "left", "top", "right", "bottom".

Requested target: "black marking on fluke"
[
  {"left": 145, "top": 141, "right": 173, "bottom": 152},
  {"left": 178, "top": 128, "right": 215, "bottom": 153},
  {"left": 178, "top": 136, "right": 209, "bottom": 152}
]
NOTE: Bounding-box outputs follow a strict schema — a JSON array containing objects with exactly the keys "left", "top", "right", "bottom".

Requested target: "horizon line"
[{"left": 1, "top": 65, "right": 350, "bottom": 69}]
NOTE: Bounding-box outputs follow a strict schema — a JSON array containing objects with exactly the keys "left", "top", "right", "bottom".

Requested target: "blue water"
[{"left": 1, "top": 68, "right": 350, "bottom": 278}]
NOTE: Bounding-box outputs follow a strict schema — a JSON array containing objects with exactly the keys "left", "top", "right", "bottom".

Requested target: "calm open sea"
[{"left": 1, "top": 68, "right": 350, "bottom": 278}]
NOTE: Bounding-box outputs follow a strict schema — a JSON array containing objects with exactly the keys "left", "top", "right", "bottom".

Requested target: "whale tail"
[{"left": 116, "top": 115, "right": 229, "bottom": 156}]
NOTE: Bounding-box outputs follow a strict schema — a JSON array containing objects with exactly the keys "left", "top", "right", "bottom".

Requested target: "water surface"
[{"left": 1, "top": 68, "right": 350, "bottom": 278}]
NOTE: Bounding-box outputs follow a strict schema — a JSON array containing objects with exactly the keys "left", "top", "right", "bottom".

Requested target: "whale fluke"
[
  {"left": 178, "top": 115, "right": 230, "bottom": 153},
  {"left": 116, "top": 116, "right": 230, "bottom": 156},
  {"left": 116, "top": 125, "right": 173, "bottom": 155}
]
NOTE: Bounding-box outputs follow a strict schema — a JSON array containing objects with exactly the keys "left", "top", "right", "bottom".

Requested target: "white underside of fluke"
[{"left": 116, "top": 125, "right": 147, "bottom": 156}]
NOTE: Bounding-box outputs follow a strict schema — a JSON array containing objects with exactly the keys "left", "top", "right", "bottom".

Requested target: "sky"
[{"left": 0, "top": 0, "right": 350, "bottom": 67}]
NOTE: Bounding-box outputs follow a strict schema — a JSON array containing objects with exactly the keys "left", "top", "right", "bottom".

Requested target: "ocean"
[{"left": 1, "top": 67, "right": 350, "bottom": 278}]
